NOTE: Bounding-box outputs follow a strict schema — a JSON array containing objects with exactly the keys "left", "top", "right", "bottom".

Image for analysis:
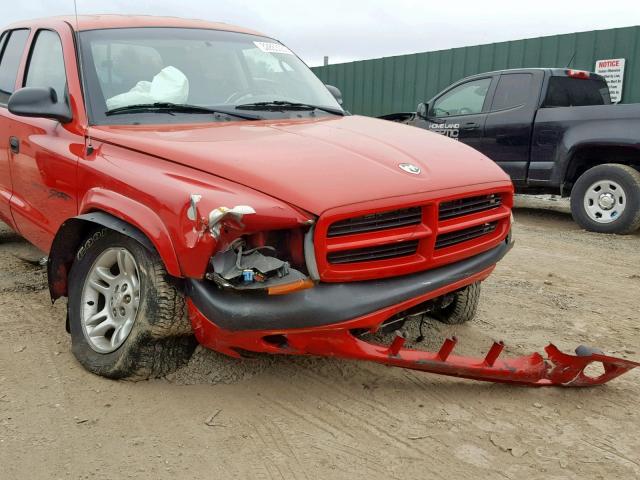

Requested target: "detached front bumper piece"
[
  {"left": 186, "top": 239, "right": 638, "bottom": 387},
  {"left": 319, "top": 334, "right": 639, "bottom": 387},
  {"left": 188, "top": 303, "right": 639, "bottom": 387}
]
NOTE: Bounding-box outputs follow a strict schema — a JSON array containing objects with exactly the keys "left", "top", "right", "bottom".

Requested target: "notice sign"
[{"left": 595, "top": 58, "right": 626, "bottom": 103}]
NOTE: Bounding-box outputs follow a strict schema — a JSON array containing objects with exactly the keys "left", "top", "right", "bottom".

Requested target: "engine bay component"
[{"left": 209, "top": 239, "right": 310, "bottom": 291}]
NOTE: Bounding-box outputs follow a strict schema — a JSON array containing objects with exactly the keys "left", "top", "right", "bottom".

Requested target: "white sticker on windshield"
[{"left": 253, "top": 41, "right": 294, "bottom": 55}]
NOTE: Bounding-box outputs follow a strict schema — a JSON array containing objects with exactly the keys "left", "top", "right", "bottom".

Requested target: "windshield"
[{"left": 79, "top": 28, "right": 342, "bottom": 124}]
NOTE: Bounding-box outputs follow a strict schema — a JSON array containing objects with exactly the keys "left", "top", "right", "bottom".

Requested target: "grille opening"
[
  {"left": 439, "top": 194, "right": 501, "bottom": 221},
  {"left": 328, "top": 207, "right": 422, "bottom": 237},
  {"left": 328, "top": 240, "right": 419, "bottom": 264},
  {"left": 435, "top": 222, "right": 498, "bottom": 249}
]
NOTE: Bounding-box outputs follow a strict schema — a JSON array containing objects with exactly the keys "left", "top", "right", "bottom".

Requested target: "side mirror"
[
  {"left": 416, "top": 102, "right": 429, "bottom": 119},
  {"left": 8, "top": 87, "right": 72, "bottom": 123},
  {"left": 325, "top": 84, "right": 343, "bottom": 105}
]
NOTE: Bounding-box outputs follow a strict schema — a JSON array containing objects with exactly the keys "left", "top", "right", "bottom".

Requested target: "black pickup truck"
[{"left": 382, "top": 68, "right": 640, "bottom": 234}]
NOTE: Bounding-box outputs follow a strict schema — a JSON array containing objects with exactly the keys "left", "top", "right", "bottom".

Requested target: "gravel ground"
[{"left": 1, "top": 196, "right": 639, "bottom": 479}]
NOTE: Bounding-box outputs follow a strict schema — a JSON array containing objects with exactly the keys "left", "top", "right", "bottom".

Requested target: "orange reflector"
[{"left": 267, "top": 278, "right": 315, "bottom": 295}]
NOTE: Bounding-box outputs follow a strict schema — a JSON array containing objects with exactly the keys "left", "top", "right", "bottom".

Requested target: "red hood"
[{"left": 90, "top": 115, "right": 510, "bottom": 215}]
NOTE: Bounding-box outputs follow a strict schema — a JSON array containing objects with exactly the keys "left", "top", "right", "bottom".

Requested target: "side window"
[
  {"left": 491, "top": 74, "right": 532, "bottom": 111},
  {"left": 25, "top": 30, "right": 67, "bottom": 102},
  {"left": 432, "top": 78, "right": 492, "bottom": 117},
  {"left": 0, "top": 29, "right": 30, "bottom": 104}
]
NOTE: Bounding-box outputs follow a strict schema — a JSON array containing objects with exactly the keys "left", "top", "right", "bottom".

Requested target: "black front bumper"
[{"left": 186, "top": 237, "right": 513, "bottom": 332}]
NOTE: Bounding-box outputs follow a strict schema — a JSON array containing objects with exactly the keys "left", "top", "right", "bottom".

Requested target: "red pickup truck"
[{"left": 0, "top": 16, "right": 516, "bottom": 380}]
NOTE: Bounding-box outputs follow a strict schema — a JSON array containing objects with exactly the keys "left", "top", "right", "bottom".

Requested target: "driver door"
[
  {"left": 420, "top": 76, "right": 496, "bottom": 155},
  {"left": 8, "top": 28, "right": 80, "bottom": 252}
]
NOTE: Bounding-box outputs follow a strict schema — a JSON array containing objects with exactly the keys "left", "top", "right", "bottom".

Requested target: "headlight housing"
[{"left": 206, "top": 228, "right": 314, "bottom": 295}]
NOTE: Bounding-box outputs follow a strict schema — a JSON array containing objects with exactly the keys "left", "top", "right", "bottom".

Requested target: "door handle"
[
  {"left": 9, "top": 136, "right": 19, "bottom": 154},
  {"left": 461, "top": 122, "right": 479, "bottom": 130}
]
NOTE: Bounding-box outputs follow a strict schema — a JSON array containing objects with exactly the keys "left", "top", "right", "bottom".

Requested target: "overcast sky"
[{"left": 5, "top": 1, "right": 640, "bottom": 66}]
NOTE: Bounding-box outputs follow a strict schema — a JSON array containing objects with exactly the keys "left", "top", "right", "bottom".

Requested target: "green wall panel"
[{"left": 312, "top": 26, "right": 640, "bottom": 116}]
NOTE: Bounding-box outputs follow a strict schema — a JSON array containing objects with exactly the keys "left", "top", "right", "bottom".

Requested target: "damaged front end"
[
  {"left": 184, "top": 196, "right": 638, "bottom": 388},
  {"left": 184, "top": 193, "right": 316, "bottom": 296}
]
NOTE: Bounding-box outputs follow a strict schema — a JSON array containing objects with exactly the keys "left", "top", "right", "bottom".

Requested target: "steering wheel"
[
  {"left": 225, "top": 89, "right": 270, "bottom": 104},
  {"left": 434, "top": 107, "right": 452, "bottom": 118},
  {"left": 458, "top": 107, "right": 473, "bottom": 115},
  {"left": 225, "top": 78, "right": 281, "bottom": 104}
]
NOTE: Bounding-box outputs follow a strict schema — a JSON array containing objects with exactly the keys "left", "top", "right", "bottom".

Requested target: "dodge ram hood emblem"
[{"left": 399, "top": 163, "right": 421, "bottom": 175}]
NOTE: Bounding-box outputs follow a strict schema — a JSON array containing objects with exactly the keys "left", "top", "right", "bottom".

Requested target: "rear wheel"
[
  {"left": 570, "top": 164, "right": 640, "bottom": 234},
  {"left": 432, "top": 282, "right": 481, "bottom": 325},
  {"left": 68, "top": 229, "right": 195, "bottom": 379}
]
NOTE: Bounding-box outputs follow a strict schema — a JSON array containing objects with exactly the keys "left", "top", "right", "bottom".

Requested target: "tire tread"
[
  {"left": 433, "top": 282, "right": 481, "bottom": 325},
  {"left": 69, "top": 229, "right": 195, "bottom": 380}
]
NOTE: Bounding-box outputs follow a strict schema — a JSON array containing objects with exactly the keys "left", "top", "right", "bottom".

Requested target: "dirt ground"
[{"left": 1, "top": 196, "right": 639, "bottom": 480}]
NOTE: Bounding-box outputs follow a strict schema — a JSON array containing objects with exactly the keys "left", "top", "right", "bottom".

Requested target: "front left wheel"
[{"left": 68, "top": 228, "right": 196, "bottom": 380}]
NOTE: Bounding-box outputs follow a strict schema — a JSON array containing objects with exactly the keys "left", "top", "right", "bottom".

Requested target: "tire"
[
  {"left": 570, "top": 164, "right": 640, "bottom": 234},
  {"left": 68, "top": 228, "right": 196, "bottom": 380},
  {"left": 432, "top": 282, "right": 481, "bottom": 325}
]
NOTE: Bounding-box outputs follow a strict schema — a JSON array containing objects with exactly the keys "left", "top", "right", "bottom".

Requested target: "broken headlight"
[{"left": 207, "top": 233, "right": 313, "bottom": 294}]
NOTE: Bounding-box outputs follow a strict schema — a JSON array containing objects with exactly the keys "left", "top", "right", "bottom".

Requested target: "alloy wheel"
[{"left": 80, "top": 248, "right": 141, "bottom": 353}]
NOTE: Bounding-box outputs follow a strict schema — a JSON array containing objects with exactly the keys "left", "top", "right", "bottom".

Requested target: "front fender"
[
  {"left": 80, "top": 188, "right": 182, "bottom": 276},
  {"left": 74, "top": 138, "right": 315, "bottom": 284},
  {"left": 47, "top": 211, "right": 170, "bottom": 300}
]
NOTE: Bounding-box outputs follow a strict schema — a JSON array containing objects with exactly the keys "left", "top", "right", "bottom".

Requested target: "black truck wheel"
[
  {"left": 68, "top": 229, "right": 196, "bottom": 380},
  {"left": 432, "top": 282, "right": 481, "bottom": 325},
  {"left": 570, "top": 164, "right": 640, "bottom": 234}
]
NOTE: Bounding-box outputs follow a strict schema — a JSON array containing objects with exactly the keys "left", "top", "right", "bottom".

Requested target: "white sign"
[
  {"left": 253, "top": 41, "right": 294, "bottom": 55},
  {"left": 595, "top": 58, "right": 626, "bottom": 103}
]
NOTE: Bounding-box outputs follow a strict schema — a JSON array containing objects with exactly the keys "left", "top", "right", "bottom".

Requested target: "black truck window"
[
  {"left": 543, "top": 76, "right": 611, "bottom": 107},
  {"left": 0, "top": 29, "right": 30, "bottom": 104},
  {"left": 491, "top": 73, "right": 532, "bottom": 111},
  {"left": 432, "top": 78, "right": 491, "bottom": 117}
]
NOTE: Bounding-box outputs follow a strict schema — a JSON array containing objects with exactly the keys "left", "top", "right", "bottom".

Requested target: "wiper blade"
[
  {"left": 105, "top": 102, "right": 261, "bottom": 120},
  {"left": 236, "top": 101, "right": 345, "bottom": 116}
]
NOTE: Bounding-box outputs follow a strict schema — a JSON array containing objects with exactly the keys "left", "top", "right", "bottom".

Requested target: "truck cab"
[{"left": 392, "top": 68, "right": 640, "bottom": 234}]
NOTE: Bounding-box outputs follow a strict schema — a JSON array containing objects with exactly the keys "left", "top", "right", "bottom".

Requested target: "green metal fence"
[{"left": 311, "top": 26, "right": 640, "bottom": 116}]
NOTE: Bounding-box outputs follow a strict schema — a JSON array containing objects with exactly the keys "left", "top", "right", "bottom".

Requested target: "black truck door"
[
  {"left": 483, "top": 71, "right": 543, "bottom": 183},
  {"left": 418, "top": 76, "right": 495, "bottom": 154}
]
